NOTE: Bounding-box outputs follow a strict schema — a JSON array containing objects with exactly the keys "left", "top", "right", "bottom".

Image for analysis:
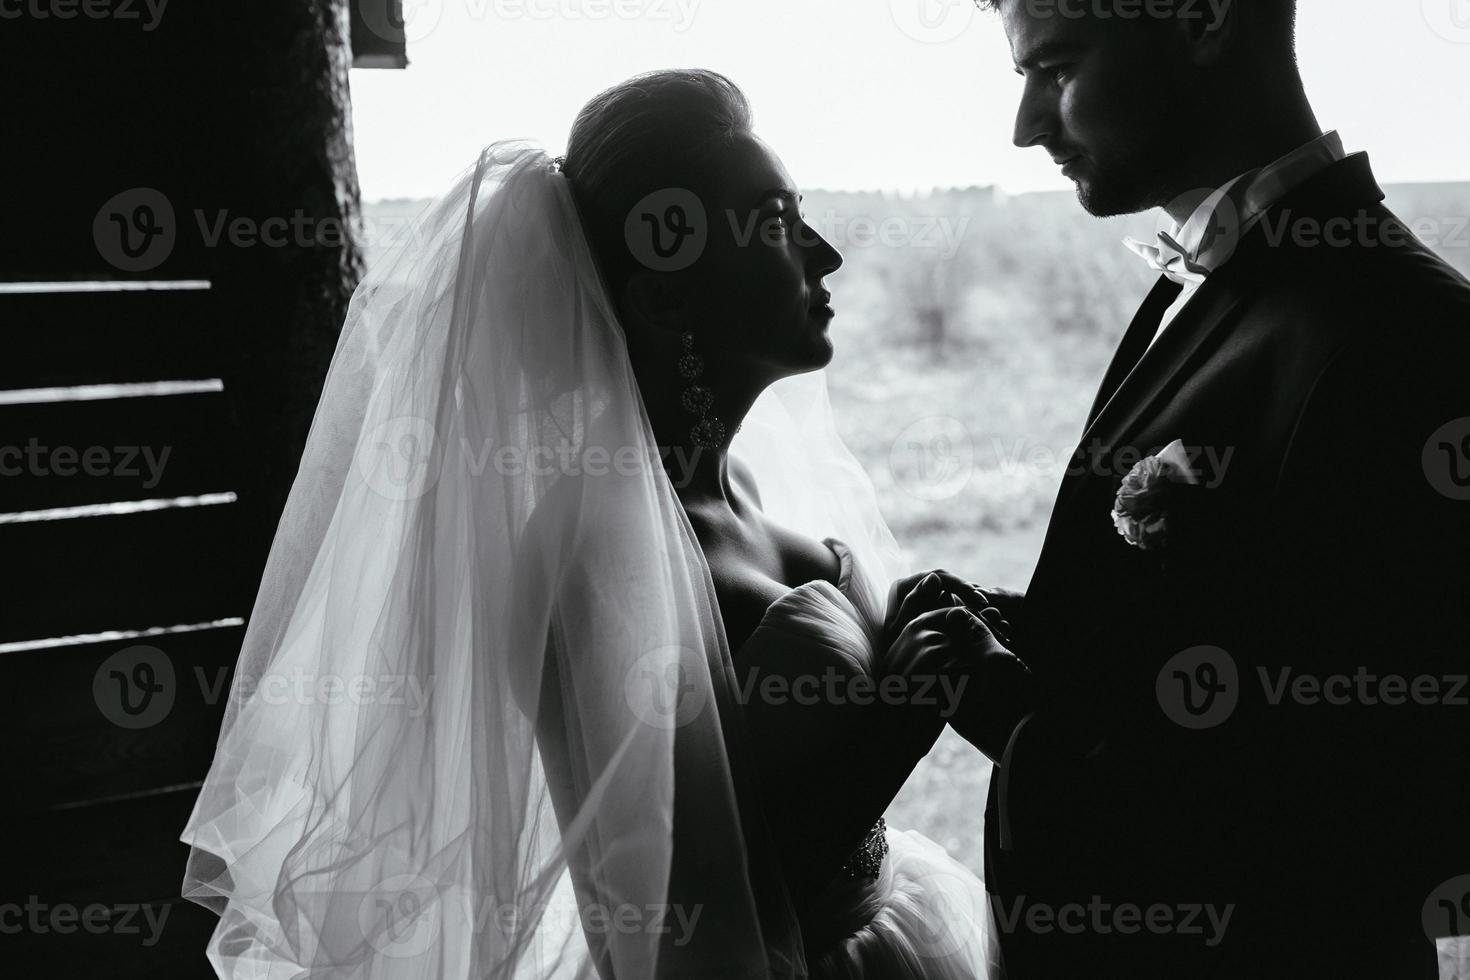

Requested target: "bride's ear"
[{"left": 621, "top": 270, "right": 691, "bottom": 336}]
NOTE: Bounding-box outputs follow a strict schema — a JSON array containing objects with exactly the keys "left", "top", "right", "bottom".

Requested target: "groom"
[{"left": 890, "top": 1, "right": 1470, "bottom": 977}]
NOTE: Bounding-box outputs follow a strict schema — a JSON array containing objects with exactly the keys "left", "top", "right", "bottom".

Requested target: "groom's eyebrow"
[{"left": 1014, "top": 40, "right": 1085, "bottom": 73}]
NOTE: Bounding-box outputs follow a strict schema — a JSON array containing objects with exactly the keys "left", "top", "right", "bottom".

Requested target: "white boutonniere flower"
[{"left": 1110, "top": 439, "right": 1201, "bottom": 550}]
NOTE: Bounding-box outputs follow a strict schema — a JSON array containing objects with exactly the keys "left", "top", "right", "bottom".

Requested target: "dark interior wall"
[
  {"left": 2, "top": 2, "right": 371, "bottom": 974},
  {"left": 5, "top": 0, "right": 365, "bottom": 557}
]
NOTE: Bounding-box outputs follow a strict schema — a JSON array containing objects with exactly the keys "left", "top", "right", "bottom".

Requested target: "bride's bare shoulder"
[{"left": 724, "top": 458, "right": 838, "bottom": 585}]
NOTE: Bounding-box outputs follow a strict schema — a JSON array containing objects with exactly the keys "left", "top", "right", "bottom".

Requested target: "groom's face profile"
[{"left": 999, "top": 0, "right": 1206, "bottom": 216}]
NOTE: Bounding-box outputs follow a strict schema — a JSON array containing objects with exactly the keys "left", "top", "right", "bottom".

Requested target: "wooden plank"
[
  {"left": 0, "top": 625, "right": 244, "bottom": 813},
  {"left": 3, "top": 787, "right": 221, "bottom": 977},
  {"left": 0, "top": 392, "right": 239, "bottom": 511},
  {"left": 0, "top": 504, "right": 250, "bottom": 643},
  {"left": 0, "top": 288, "right": 232, "bottom": 389}
]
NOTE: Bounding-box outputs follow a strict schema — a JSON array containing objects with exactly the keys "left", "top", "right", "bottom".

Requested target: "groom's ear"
[
  {"left": 621, "top": 270, "right": 691, "bottom": 335},
  {"left": 1175, "top": 0, "right": 1239, "bottom": 68}
]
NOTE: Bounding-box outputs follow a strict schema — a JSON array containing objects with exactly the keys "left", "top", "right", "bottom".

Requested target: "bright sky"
[{"left": 350, "top": 0, "right": 1470, "bottom": 200}]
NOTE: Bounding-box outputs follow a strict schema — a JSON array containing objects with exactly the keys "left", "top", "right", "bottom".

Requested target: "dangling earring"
[{"left": 678, "top": 331, "right": 727, "bottom": 450}]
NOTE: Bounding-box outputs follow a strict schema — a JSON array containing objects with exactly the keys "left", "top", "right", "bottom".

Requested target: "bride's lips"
[{"left": 809, "top": 290, "right": 835, "bottom": 320}]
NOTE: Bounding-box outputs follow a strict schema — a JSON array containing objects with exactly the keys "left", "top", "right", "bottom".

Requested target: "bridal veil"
[{"left": 181, "top": 141, "right": 907, "bottom": 979}]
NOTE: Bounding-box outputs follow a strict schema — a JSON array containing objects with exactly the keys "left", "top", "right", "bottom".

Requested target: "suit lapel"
[
  {"left": 1040, "top": 277, "right": 1182, "bottom": 518},
  {"left": 1085, "top": 276, "right": 1183, "bottom": 430},
  {"left": 1076, "top": 152, "right": 1386, "bottom": 467},
  {"left": 1052, "top": 265, "right": 1251, "bottom": 520},
  {"left": 1084, "top": 274, "right": 1248, "bottom": 453}
]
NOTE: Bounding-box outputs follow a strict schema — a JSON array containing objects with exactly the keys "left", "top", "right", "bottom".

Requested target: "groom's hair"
[
  {"left": 975, "top": 0, "right": 1299, "bottom": 59},
  {"left": 562, "top": 69, "right": 753, "bottom": 300}
]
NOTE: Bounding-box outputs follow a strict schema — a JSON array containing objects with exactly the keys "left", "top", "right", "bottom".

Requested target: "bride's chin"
[
  {"left": 777, "top": 339, "right": 834, "bottom": 378},
  {"left": 809, "top": 333, "right": 836, "bottom": 369},
  {"left": 775, "top": 323, "right": 836, "bottom": 374}
]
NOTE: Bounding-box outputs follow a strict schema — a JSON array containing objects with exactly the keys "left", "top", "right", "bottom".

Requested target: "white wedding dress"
[{"left": 738, "top": 538, "right": 1000, "bottom": 979}]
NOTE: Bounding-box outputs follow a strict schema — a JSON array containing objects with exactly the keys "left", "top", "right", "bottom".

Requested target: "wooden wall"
[{"left": 2, "top": 1, "right": 389, "bottom": 973}]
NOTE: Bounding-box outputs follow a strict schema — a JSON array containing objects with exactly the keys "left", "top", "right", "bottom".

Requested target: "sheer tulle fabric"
[
  {"left": 808, "top": 830, "right": 1000, "bottom": 980},
  {"left": 179, "top": 143, "right": 815, "bottom": 978},
  {"left": 732, "top": 375, "right": 907, "bottom": 597}
]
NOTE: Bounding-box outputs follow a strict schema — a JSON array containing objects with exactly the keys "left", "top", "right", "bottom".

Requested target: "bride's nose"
[{"left": 805, "top": 231, "right": 843, "bottom": 277}]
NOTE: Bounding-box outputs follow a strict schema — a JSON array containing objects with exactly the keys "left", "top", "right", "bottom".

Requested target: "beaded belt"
[{"left": 840, "top": 817, "right": 889, "bottom": 881}]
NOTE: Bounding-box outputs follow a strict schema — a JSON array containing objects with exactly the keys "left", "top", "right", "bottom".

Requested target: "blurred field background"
[{"left": 364, "top": 180, "right": 1470, "bottom": 876}]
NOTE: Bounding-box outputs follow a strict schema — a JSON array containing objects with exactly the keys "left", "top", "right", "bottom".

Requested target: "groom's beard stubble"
[
  {"left": 1072, "top": 160, "right": 1171, "bottom": 219},
  {"left": 1067, "top": 128, "right": 1194, "bottom": 218}
]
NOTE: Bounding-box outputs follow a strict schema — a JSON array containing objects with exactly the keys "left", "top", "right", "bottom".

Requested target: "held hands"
[
  {"left": 882, "top": 569, "right": 1021, "bottom": 650},
  {"left": 880, "top": 571, "right": 1036, "bottom": 762},
  {"left": 881, "top": 570, "right": 1016, "bottom": 677}
]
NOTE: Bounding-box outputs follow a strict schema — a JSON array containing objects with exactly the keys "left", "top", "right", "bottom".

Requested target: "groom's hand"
[
  {"left": 881, "top": 599, "right": 1036, "bottom": 762},
  {"left": 972, "top": 585, "right": 1024, "bottom": 630},
  {"left": 884, "top": 570, "right": 1019, "bottom": 650}
]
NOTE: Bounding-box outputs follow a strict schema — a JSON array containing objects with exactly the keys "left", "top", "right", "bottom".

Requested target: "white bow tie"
[
  {"left": 1122, "top": 172, "right": 1258, "bottom": 288},
  {"left": 1123, "top": 230, "right": 1212, "bottom": 287}
]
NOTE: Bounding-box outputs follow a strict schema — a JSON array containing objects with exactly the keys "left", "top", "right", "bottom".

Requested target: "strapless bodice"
[
  {"left": 729, "top": 540, "right": 998, "bottom": 977},
  {"left": 734, "top": 538, "right": 944, "bottom": 954},
  {"left": 741, "top": 537, "right": 886, "bottom": 680}
]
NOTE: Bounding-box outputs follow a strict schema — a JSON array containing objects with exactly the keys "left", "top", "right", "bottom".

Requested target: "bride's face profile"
[
  {"left": 564, "top": 69, "right": 845, "bottom": 443},
  {"left": 684, "top": 134, "right": 843, "bottom": 380}
]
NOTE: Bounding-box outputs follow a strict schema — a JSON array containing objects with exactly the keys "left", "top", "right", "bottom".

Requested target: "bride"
[{"left": 182, "top": 68, "right": 1013, "bottom": 979}]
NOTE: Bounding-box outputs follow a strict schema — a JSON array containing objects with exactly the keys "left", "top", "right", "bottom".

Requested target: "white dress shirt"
[{"left": 1124, "top": 131, "right": 1349, "bottom": 348}]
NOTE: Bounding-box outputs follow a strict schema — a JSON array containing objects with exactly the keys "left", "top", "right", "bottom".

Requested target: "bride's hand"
[
  {"left": 882, "top": 603, "right": 1035, "bottom": 761},
  {"left": 882, "top": 604, "right": 1016, "bottom": 681},
  {"left": 884, "top": 570, "right": 1016, "bottom": 649}
]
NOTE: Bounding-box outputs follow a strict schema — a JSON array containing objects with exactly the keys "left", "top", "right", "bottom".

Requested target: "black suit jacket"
[{"left": 982, "top": 153, "right": 1470, "bottom": 979}]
